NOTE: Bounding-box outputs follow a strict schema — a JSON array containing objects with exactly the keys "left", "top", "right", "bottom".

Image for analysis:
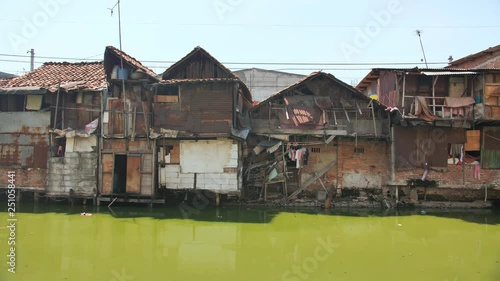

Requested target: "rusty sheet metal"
[
  {"left": 394, "top": 126, "right": 464, "bottom": 169},
  {"left": 482, "top": 127, "right": 500, "bottom": 169},
  {"left": 0, "top": 112, "right": 49, "bottom": 170},
  {"left": 153, "top": 82, "right": 235, "bottom": 136},
  {"left": 281, "top": 96, "right": 326, "bottom": 129}
]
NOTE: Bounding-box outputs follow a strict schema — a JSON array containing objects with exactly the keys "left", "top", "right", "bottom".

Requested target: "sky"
[{"left": 1, "top": 0, "right": 499, "bottom": 85}]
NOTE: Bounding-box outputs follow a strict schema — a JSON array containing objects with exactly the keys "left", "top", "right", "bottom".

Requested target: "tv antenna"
[{"left": 415, "top": 30, "right": 428, "bottom": 68}]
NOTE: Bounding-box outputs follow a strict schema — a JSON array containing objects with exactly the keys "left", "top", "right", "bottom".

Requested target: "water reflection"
[{"left": 0, "top": 203, "right": 499, "bottom": 281}]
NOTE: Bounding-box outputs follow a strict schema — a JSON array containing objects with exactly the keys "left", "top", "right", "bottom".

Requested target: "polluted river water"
[{"left": 0, "top": 203, "right": 499, "bottom": 281}]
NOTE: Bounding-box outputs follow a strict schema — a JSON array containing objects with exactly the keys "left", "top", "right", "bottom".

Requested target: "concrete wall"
[
  {"left": 160, "top": 139, "right": 240, "bottom": 193},
  {"left": 160, "top": 165, "right": 239, "bottom": 193},
  {"left": 180, "top": 139, "right": 237, "bottom": 173},
  {"left": 234, "top": 69, "right": 305, "bottom": 102},
  {"left": 46, "top": 151, "right": 97, "bottom": 196}
]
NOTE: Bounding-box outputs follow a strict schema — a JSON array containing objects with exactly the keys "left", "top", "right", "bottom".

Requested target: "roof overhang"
[
  {"left": 0, "top": 86, "right": 47, "bottom": 95},
  {"left": 421, "top": 71, "right": 477, "bottom": 76}
]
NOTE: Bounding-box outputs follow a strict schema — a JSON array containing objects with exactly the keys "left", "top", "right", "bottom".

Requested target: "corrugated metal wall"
[
  {"left": 482, "top": 126, "right": 500, "bottom": 169},
  {"left": 394, "top": 126, "right": 465, "bottom": 169}
]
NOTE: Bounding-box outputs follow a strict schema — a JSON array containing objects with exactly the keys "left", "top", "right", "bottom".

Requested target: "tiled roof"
[
  {"left": 0, "top": 79, "right": 11, "bottom": 87},
  {"left": 105, "top": 46, "right": 157, "bottom": 79},
  {"left": 1, "top": 62, "right": 106, "bottom": 92}
]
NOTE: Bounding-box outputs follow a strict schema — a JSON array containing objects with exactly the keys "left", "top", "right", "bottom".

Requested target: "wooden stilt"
[{"left": 216, "top": 193, "right": 220, "bottom": 207}]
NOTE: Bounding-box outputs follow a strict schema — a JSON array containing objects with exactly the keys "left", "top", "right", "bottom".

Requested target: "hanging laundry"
[
  {"left": 473, "top": 161, "right": 481, "bottom": 180},
  {"left": 303, "top": 148, "right": 309, "bottom": 165},
  {"left": 296, "top": 149, "right": 302, "bottom": 168}
]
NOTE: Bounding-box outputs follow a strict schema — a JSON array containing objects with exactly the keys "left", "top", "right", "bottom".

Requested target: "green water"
[{"left": 0, "top": 204, "right": 499, "bottom": 281}]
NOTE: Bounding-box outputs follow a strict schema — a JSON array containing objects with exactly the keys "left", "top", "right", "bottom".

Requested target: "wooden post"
[
  {"left": 432, "top": 76, "right": 438, "bottom": 115},
  {"left": 402, "top": 73, "right": 406, "bottom": 116},
  {"left": 216, "top": 193, "right": 220, "bottom": 207},
  {"left": 53, "top": 83, "right": 61, "bottom": 130}
]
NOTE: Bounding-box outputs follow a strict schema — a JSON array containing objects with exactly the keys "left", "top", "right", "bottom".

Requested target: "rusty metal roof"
[
  {"left": 1, "top": 62, "right": 106, "bottom": 92},
  {"left": 104, "top": 46, "right": 157, "bottom": 79},
  {"left": 356, "top": 67, "right": 500, "bottom": 92}
]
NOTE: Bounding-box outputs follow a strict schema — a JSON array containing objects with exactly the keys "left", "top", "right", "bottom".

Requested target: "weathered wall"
[
  {"left": 394, "top": 165, "right": 500, "bottom": 188},
  {"left": 0, "top": 112, "right": 50, "bottom": 190},
  {"left": 46, "top": 151, "right": 97, "bottom": 196},
  {"left": 301, "top": 138, "right": 390, "bottom": 192},
  {"left": 160, "top": 139, "right": 240, "bottom": 193},
  {"left": 153, "top": 82, "right": 236, "bottom": 136},
  {"left": 336, "top": 138, "right": 390, "bottom": 189}
]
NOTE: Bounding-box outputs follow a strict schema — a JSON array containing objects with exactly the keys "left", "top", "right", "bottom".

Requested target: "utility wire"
[{"left": 0, "top": 54, "right": 447, "bottom": 66}]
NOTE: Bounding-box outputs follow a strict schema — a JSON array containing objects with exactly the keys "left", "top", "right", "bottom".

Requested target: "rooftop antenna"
[
  {"left": 415, "top": 30, "right": 428, "bottom": 68},
  {"left": 109, "top": 0, "right": 127, "bottom": 137}
]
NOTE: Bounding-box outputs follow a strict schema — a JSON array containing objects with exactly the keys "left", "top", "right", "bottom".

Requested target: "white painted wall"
[
  {"left": 160, "top": 139, "right": 240, "bottom": 193},
  {"left": 65, "top": 136, "right": 97, "bottom": 152},
  {"left": 180, "top": 139, "right": 237, "bottom": 173},
  {"left": 234, "top": 68, "right": 305, "bottom": 102}
]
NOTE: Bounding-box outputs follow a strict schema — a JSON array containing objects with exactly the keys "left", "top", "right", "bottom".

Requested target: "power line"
[{"left": 0, "top": 53, "right": 448, "bottom": 66}]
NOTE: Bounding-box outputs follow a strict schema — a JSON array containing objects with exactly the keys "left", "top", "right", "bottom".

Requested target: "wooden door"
[{"left": 126, "top": 155, "right": 141, "bottom": 193}]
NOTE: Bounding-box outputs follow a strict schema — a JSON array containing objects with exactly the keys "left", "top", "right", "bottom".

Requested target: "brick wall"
[
  {"left": 394, "top": 164, "right": 500, "bottom": 188},
  {"left": 337, "top": 138, "right": 391, "bottom": 188},
  {"left": 304, "top": 138, "right": 390, "bottom": 191}
]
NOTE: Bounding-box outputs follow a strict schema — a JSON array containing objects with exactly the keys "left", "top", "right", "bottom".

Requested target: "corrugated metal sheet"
[
  {"left": 394, "top": 126, "right": 465, "bottom": 169},
  {"left": 482, "top": 126, "right": 500, "bottom": 169},
  {"left": 421, "top": 71, "right": 477, "bottom": 76}
]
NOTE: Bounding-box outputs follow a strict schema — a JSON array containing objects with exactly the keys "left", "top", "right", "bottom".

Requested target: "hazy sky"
[{"left": 1, "top": 0, "right": 499, "bottom": 84}]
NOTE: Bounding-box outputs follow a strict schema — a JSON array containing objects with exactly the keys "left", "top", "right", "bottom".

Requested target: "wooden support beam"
[
  {"left": 284, "top": 160, "right": 337, "bottom": 201},
  {"left": 251, "top": 128, "right": 348, "bottom": 136}
]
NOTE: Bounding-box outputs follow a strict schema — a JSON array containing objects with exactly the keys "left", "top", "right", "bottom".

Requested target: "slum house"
[
  {"left": 356, "top": 67, "right": 500, "bottom": 201},
  {"left": 0, "top": 62, "right": 107, "bottom": 201},
  {"left": 99, "top": 46, "right": 162, "bottom": 205},
  {"left": 247, "top": 72, "right": 390, "bottom": 202},
  {"left": 447, "top": 44, "right": 500, "bottom": 69},
  {"left": 153, "top": 47, "right": 252, "bottom": 201}
]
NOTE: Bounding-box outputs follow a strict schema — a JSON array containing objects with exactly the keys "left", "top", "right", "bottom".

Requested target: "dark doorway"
[{"left": 113, "top": 155, "right": 127, "bottom": 193}]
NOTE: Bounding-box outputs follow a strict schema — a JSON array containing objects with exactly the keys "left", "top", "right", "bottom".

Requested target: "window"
[
  {"left": 311, "top": 147, "right": 321, "bottom": 153},
  {"left": 155, "top": 85, "right": 179, "bottom": 103},
  {"left": 354, "top": 147, "right": 365, "bottom": 154}
]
